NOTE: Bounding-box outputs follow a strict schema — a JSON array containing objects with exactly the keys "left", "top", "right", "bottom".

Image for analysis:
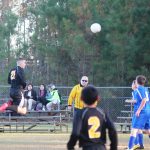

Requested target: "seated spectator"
[
  {"left": 24, "top": 84, "right": 37, "bottom": 111},
  {"left": 46, "top": 84, "right": 61, "bottom": 111},
  {"left": 36, "top": 84, "right": 47, "bottom": 111}
]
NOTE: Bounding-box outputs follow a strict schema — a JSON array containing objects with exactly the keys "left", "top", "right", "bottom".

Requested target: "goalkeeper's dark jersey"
[
  {"left": 67, "top": 107, "right": 118, "bottom": 150},
  {"left": 8, "top": 66, "right": 26, "bottom": 90}
]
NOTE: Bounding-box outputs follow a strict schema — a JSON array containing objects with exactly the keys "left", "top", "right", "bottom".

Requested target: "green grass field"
[{"left": 0, "top": 133, "right": 149, "bottom": 150}]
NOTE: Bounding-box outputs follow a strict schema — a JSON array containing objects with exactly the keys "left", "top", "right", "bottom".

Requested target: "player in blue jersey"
[
  {"left": 126, "top": 80, "right": 145, "bottom": 150},
  {"left": 126, "top": 75, "right": 150, "bottom": 150}
]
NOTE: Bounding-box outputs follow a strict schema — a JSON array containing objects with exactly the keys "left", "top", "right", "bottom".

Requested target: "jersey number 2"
[{"left": 88, "top": 116, "right": 101, "bottom": 139}]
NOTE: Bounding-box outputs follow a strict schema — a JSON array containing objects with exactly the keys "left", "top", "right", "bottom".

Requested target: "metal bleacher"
[
  {"left": 115, "top": 100, "right": 133, "bottom": 133},
  {"left": 0, "top": 95, "right": 72, "bottom": 133}
]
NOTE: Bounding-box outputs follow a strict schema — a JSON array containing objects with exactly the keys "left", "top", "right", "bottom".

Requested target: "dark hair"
[
  {"left": 136, "top": 75, "right": 146, "bottom": 85},
  {"left": 39, "top": 84, "right": 46, "bottom": 90},
  {"left": 17, "top": 57, "right": 26, "bottom": 62},
  {"left": 81, "top": 85, "right": 99, "bottom": 105},
  {"left": 27, "top": 83, "right": 33, "bottom": 89}
]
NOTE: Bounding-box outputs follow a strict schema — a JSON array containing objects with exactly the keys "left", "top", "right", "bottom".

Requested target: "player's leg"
[
  {"left": 6, "top": 105, "right": 27, "bottom": 115},
  {"left": 7, "top": 89, "right": 27, "bottom": 115},
  {"left": 127, "top": 128, "right": 138, "bottom": 149},
  {"left": 133, "top": 130, "right": 144, "bottom": 150},
  {"left": 0, "top": 99, "right": 13, "bottom": 112},
  {"left": 127, "top": 112, "right": 147, "bottom": 150}
]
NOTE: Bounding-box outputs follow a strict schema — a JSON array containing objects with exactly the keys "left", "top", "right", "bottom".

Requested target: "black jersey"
[
  {"left": 8, "top": 66, "right": 26, "bottom": 89},
  {"left": 67, "top": 107, "right": 118, "bottom": 150}
]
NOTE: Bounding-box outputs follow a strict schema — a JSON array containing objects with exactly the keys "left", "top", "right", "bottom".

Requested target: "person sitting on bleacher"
[
  {"left": 46, "top": 84, "right": 60, "bottom": 111},
  {"left": 35, "top": 84, "right": 47, "bottom": 111},
  {"left": 24, "top": 83, "right": 37, "bottom": 111}
]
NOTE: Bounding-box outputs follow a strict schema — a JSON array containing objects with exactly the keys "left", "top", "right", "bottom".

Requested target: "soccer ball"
[{"left": 90, "top": 23, "right": 101, "bottom": 33}]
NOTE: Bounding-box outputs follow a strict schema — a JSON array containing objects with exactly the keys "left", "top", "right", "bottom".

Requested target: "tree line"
[{"left": 0, "top": 0, "right": 150, "bottom": 86}]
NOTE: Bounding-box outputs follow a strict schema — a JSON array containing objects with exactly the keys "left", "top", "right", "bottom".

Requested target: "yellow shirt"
[{"left": 68, "top": 84, "right": 84, "bottom": 109}]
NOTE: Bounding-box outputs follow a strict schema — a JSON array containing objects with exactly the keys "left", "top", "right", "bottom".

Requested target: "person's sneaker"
[
  {"left": 133, "top": 145, "right": 144, "bottom": 150},
  {"left": 42, "top": 106, "right": 46, "bottom": 111}
]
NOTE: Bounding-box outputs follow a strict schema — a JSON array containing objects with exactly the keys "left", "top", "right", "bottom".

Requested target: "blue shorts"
[{"left": 132, "top": 111, "right": 150, "bottom": 129}]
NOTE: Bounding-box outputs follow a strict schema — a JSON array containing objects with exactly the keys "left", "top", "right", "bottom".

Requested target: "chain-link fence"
[
  {"left": 0, "top": 85, "right": 134, "bottom": 122},
  {"left": 2, "top": 85, "right": 150, "bottom": 124}
]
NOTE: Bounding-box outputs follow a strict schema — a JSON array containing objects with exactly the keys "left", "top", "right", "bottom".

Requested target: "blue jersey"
[
  {"left": 131, "top": 86, "right": 150, "bottom": 129},
  {"left": 134, "top": 86, "right": 150, "bottom": 112}
]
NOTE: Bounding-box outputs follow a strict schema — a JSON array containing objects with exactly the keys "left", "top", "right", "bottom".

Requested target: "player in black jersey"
[
  {"left": 6, "top": 58, "right": 27, "bottom": 114},
  {"left": 67, "top": 85, "right": 118, "bottom": 150}
]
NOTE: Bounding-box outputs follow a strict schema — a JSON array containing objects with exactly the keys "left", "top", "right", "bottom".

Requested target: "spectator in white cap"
[{"left": 46, "top": 84, "right": 61, "bottom": 111}]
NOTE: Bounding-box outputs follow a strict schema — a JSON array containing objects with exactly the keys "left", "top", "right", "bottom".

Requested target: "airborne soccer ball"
[{"left": 90, "top": 23, "right": 101, "bottom": 33}]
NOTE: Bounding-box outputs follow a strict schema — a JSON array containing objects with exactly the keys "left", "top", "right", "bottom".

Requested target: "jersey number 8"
[{"left": 10, "top": 70, "right": 16, "bottom": 80}]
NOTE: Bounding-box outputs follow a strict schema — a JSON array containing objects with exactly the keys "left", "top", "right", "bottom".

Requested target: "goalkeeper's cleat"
[{"left": 133, "top": 144, "right": 144, "bottom": 150}]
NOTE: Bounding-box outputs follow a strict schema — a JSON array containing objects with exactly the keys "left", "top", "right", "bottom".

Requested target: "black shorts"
[
  {"left": 82, "top": 144, "right": 106, "bottom": 150},
  {"left": 10, "top": 88, "right": 23, "bottom": 106}
]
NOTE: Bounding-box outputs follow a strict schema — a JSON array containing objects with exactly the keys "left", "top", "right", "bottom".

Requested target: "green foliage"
[
  {"left": 1, "top": 0, "right": 150, "bottom": 86},
  {"left": 0, "top": 10, "right": 18, "bottom": 83},
  {"left": 25, "top": 0, "right": 150, "bottom": 86}
]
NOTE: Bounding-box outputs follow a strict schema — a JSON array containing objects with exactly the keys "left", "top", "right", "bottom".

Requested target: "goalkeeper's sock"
[
  {"left": 134, "top": 136, "right": 139, "bottom": 145},
  {"left": 138, "top": 133, "right": 144, "bottom": 147},
  {"left": 128, "top": 136, "right": 136, "bottom": 149},
  {"left": 0, "top": 103, "right": 9, "bottom": 112},
  {"left": 0, "top": 99, "right": 13, "bottom": 112}
]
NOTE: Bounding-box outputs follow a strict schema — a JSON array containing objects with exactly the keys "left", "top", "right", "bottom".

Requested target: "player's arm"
[
  {"left": 68, "top": 86, "right": 77, "bottom": 107},
  {"left": 67, "top": 111, "right": 82, "bottom": 150},
  {"left": 105, "top": 113, "right": 118, "bottom": 150}
]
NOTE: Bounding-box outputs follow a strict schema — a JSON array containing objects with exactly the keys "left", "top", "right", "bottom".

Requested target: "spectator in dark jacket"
[
  {"left": 24, "top": 84, "right": 37, "bottom": 110},
  {"left": 36, "top": 84, "right": 47, "bottom": 110}
]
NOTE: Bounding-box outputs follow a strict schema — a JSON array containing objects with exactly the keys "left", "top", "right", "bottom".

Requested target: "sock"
[
  {"left": 128, "top": 136, "right": 136, "bottom": 149},
  {"left": 7, "top": 100, "right": 13, "bottom": 106},
  {"left": 134, "top": 136, "right": 139, "bottom": 145},
  {"left": 0, "top": 103, "right": 9, "bottom": 112},
  {"left": 138, "top": 133, "right": 144, "bottom": 147}
]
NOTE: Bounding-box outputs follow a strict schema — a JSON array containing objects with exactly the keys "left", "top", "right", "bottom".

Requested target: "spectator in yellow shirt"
[{"left": 68, "top": 76, "right": 88, "bottom": 113}]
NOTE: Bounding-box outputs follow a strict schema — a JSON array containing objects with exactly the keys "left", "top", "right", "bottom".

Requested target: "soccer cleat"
[{"left": 133, "top": 145, "right": 144, "bottom": 150}]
